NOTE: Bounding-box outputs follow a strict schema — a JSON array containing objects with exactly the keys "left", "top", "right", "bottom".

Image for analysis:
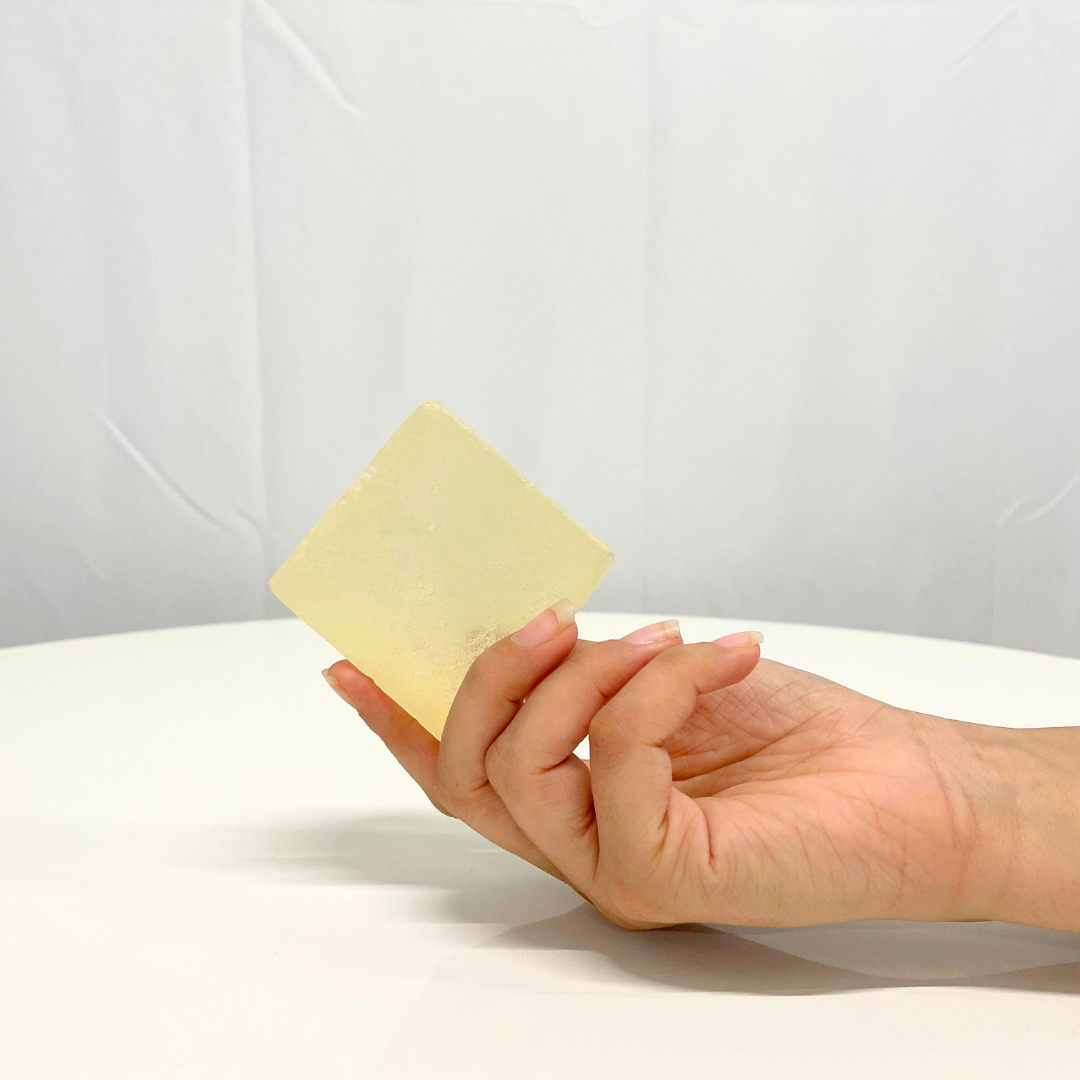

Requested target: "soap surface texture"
[{"left": 270, "top": 400, "right": 613, "bottom": 738}]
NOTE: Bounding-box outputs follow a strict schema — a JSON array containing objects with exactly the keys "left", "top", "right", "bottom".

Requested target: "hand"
[{"left": 325, "top": 606, "right": 1080, "bottom": 932}]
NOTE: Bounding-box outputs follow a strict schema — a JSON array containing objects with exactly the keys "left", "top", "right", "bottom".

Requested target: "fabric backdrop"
[{"left": 2, "top": 0, "right": 1079, "bottom": 657}]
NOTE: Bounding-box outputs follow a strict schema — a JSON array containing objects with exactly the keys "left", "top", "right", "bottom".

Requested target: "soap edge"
[
  {"left": 270, "top": 398, "right": 615, "bottom": 601},
  {"left": 415, "top": 399, "right": 616, "bottom": 566},
  {"left": 269, "top": 404, "right": 430, "bottom": 599}
]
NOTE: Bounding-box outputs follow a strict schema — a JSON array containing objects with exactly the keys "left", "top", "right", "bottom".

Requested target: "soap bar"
[{"left": 270, "top": 400, "right": 613, "bottom": 738}]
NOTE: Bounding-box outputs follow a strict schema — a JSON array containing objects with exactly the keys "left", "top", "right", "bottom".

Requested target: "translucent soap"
[{"left": 270, "top": 400, "right": 614, "bottom": 738}]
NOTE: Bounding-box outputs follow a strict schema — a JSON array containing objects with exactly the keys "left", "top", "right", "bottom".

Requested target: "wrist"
[{"left": 957, "top": 722, "right": 1080, "bottom": 930}]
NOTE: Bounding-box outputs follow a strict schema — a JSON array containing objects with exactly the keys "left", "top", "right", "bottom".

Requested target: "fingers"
[
  {"left": 325, "top": 656, "right": 567, "bottom": 878},
  {"left": 326, "top": 613, "right": 754, "bottom": 922},
  {"left": 484, "top": 628, "right": 683, "bottom": 884},
  {"left": 326, "top": 660, "right": 445, "bottom": 810},
  {"left": 497, "top": 625, "right": 683, "bottom": 774},
  {"left": 437, "top": 600, "right": 579, "bottom": 811},
  {"left": 588, "top": 641, "right": 762, "bottom": 872}
]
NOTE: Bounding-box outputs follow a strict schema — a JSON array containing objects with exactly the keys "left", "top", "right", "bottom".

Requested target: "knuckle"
[
  {"left": 427, "top": 786, "right": 457, "bottom": 818},
  {"left": 589, "top": 640, "right": 652, "bottom": 695},
  {"left": 483, "top": 737, "right": 518, "bottom": 792},
  {"left": 596, "top": 883, "right": 659, "bottom": 930},
  {"left": 435, "top": 763, "right": 488, "bottom": 816},
  {"left": 457, "top": 637, "right": 536, "bottom": 708},
  {"left": 597, "top": 903, "right": 639, "bottom": 930},
  {"left": 560, "top": 639, "right": 642, "bottom": 699},
  {"left": 650, "top": 642, "right": 694, "bottom": 675},
  {"left": 687, "top": 640, "right": 723, "bottom": 666},
  {"left": 457, "top": 649, "right": 499, "bottom": 699},
  {"left": 643, "top": 644, "right": 705, "bottom": 706},
  {"left": 431, "top": 777, "right": 458, "bottom": 815},
  {"left": 589, "top": 696, "right": 637, "bottom": 751}
]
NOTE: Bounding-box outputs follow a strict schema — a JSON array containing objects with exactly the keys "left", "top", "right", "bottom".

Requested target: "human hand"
[{"left": 324, "top": 606, "right": 1080, "bottom": 932}]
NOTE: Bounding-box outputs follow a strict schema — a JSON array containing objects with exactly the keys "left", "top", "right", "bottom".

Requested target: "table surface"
[{"left": 3, "top": 613, "right": 1080, "bottom": 1078}]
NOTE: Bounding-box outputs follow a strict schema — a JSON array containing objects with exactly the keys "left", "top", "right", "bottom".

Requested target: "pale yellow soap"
[{"left": 270, "top": 400, "right": 614, "bottom": 738}]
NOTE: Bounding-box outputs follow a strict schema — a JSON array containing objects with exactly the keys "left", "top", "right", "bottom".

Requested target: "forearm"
[{"left": 962, "top": 723, "right": 1080, "bottom": 931}]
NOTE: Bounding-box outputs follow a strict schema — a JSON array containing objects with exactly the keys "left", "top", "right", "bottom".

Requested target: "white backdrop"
[{"left": 2, "top": 0, "right": 1078, "bottom": 658}]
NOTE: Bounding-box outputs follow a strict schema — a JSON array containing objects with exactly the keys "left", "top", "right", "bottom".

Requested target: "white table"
[{"left": 3, "top": 614, "right": 1080, "bottom": 1078}]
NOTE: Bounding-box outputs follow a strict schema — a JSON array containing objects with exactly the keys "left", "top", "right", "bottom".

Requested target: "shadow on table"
[{"left": 201, "top": 810, "right": 1080, "bottom": 997}]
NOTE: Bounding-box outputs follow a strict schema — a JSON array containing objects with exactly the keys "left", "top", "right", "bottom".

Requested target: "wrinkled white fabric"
[{"left": 2, "top": 0, "right": 1078, "bottom": 656}]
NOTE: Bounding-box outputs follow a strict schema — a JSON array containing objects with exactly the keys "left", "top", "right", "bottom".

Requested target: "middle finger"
[{"left": 485, "top": 623, "right": 682, "bottom": 885}]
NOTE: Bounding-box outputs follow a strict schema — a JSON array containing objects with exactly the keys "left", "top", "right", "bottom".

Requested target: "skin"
[{"left": 325, "top": 612, "right": 1080, "bottom": 932}]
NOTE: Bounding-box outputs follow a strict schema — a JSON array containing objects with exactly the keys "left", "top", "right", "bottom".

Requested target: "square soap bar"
[{"left": 270, "top": 400, "right": 613, "bottom": 738}]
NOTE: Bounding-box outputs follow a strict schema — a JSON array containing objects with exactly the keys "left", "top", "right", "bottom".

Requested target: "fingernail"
[
  {"left": 510, "top": 598, "right": 576, "bottom": 647},
  {"left": 622, "top": 619, "right": 681, "bottom": 645},
  {"left": 322, "top": 668, "right": 355, "bottom": 706},
  {"left": 712, "top": 631, "right": 764, "bottom": 648}
]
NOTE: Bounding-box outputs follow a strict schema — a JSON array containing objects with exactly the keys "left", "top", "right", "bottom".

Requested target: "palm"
[{"left": 659, "top": 659, "right": 971, "bottom": 926}]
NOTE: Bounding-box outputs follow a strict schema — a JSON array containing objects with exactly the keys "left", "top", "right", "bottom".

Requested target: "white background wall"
[{"left": 2, "top": 0, "right": 1078, "bottom": 657}]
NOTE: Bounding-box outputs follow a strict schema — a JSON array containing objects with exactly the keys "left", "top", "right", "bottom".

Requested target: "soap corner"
[
  {"left": 267, "top": 563, "right": 292, "bottom": 601},
  {"left": 414, "top": 397, "right": 450, "bottom": 418}
]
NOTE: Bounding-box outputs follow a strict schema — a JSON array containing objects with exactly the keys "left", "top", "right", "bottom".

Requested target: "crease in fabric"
[
  {"left": 949, "top": 3, "right": 1018, "bottom": 70},
  {"left": 88, "top": 404, "right": 231, "bottom": 534},
  {"left": 640, "top": 0, "right": 658, "bottom": 614},
  {"left": 996, "top": 496, "right": 1025, "bottom": 529},
  {"left": 1018, "top": 467, "right": 1080, "bottom": 525},
  {"left": 237, "top": 0, "right": 274, "bottom": 615},
  {"left": 247, "top": 0, "right": 374, "bottom": 132},
  {"left": 994, "top": 467, "right": 1080, "bottom": 531},
  {"left": 344, "top": 0, "right": 637, "bottom": 31}
]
